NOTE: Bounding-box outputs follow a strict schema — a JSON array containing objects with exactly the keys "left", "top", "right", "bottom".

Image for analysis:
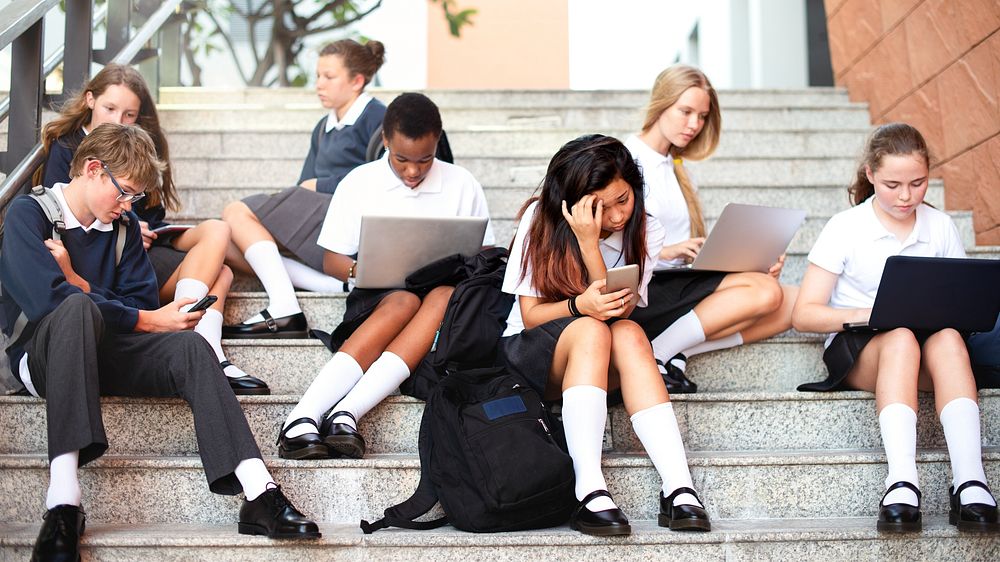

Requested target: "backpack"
[
  {"left": 0, "top": 186, "right": 127, "bottom": 394},
  {"left": 360, "top": 365, "right": 576, "bottom": 534},
  {"left": 968, "top": 313, "right": 1000, "bottom": 389},
  {"left": 400, "top": 247, "right": 515, "bottom": 400}
]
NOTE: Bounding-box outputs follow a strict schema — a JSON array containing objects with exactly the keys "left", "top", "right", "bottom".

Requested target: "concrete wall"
[{"left": 825, "top": 0, "right": 1000, "bottom": 244}]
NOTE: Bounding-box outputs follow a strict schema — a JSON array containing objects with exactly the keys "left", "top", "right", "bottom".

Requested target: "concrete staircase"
[{"left": 1, "top": 88, "right": 999, "bottom": 560}]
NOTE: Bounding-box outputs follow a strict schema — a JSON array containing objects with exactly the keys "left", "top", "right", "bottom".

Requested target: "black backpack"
[{"left": 360, "top": 366, "right": 576, "bottom": 534}]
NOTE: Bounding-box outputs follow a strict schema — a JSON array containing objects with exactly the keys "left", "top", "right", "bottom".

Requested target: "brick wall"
[{"left": 825, "top": 0, "right": 1000, "bottom": 244}]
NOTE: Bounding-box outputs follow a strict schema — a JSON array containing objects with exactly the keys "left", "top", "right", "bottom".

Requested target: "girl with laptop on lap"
[
  {"left": 277, "top": 93, "right": 494, "bottom": 460},
  {"left": 222, "top": 39, "right": 387, "bottom": 338},
  {"left": 792, "top": 123, "right": 998, "bottom": 533},
  {"left": 626, "top": 65, "right": 796, "bottom": 393},
  {"left": 36, "top": 63, "right": 267, "bottom": 395},
  {"left": 500, "top": 134, "right": 710, "bottom": 537}
]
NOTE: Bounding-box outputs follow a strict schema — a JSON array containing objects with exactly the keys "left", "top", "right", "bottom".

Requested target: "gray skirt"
[
  {"left": 148, "top": 244, "right": 187, "bottom": 290},
  {"left": 243, "top": 186, "right": 332, "bottom": 271}
]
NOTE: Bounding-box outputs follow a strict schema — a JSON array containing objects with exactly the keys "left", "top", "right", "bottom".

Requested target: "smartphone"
[
  {"left": 187, "top": 295, "right": 218, "bottom": 312},
  {"left": 604, "top": 264, "right": 639, "bottom": 295}
]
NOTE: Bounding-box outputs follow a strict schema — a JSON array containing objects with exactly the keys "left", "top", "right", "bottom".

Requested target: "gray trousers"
[{"left": 26, "top": 293, "right": 262, "bottom": 495}]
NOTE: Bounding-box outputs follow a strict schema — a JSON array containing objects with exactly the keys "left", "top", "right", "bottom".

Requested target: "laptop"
[
  {"left": 354, "top": 215, "right": 489, "bottom": 289},
  {"left": 686, "top": 203, "right": 807, "bottom": 273},
  {"left": 844, "top": 256, "right": 1000, "bottom": 332}
]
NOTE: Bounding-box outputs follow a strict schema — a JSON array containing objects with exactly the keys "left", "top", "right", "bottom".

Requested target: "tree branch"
[
  {"left": 203, "top": 10, "right": 250, "bottom": 84},
  {"left": 290, "top": 0, "right": 383, "bottom": 38}
]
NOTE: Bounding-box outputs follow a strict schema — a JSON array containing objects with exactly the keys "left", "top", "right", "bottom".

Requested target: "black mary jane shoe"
[
  {"left": 657, "top": 354, "right": 697, "bottom": 394},
  {"left": 321, "top": 410, "right": 366, "bottom": 459},
  {"left": 222, "top": 361, "right": 271, "bottom": 395},
  {"left": 659, "top": 487, "right": 711, "bottom": 532},
  {"left": 30, "top": 504, "right": 85, "bottom": 562},
  {"left": 950, "top": 480, "right": 1000, "bottom": 532},
  {"left": 222, "top": 310, "right": 308, "bottom": 339},
  {"left": 569, "top": 490, "right": 631, "bottom": 536},
  {"left": 277, "top": 418, "right": 329, "bottom": 460},
  {"left": 238, "top": 485, "right": 321, "bottom": 539},
  {"left": 877, "top": 481, "right": 922, "bottom": 532}
]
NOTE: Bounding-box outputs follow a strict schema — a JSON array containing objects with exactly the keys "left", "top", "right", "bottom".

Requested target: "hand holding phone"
[{"left": 187, "top": 295, "right": 218, "bottom": 312}]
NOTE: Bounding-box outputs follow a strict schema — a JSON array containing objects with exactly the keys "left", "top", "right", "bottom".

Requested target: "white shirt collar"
[
  {"left": 325, "top": 93, "right": 373, "bottom": 133},
  {"left": 380, "top": 153, "right": 443, "bottom": 196},
  {"left": 50, "top": 183, "right": 114, "bottom": 232},
  {"left": 626, "top": 134, "right": 670, "bottom": 167},
  {"left": 861, "top": 196, "right": 931, "bottom": 246}
]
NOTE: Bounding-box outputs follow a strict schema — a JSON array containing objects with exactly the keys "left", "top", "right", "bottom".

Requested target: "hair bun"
[{"left": 365, "top": 40, "right": 386, "bottom": 64}]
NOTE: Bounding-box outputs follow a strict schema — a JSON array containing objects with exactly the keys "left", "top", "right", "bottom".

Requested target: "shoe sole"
[
  {"left": 570, "top": 520, "right": 632, "bottom": 536},
  {"left": 232, "top": 387, "right": 272, "bottom": 396},
  {"left": 238, "top": 522, "right": 322, "bottom": 539},
  {"left": 324, "top": 436, "right": 365, "bottom": 459},
  {"left": 658, "top": 513, "right": 711, "bottom": 531},
  {"left": 278, "top": 444, "right": 330, "bottom": 460},
  {"left": 950, "top": 511, "right": 1000, "bottom": 532},
  {"left": 223, "top": 331, "right": 309, "bottom": 339},
  {"left": 877, "top": 519, "right": 922, "bottom": 532}
]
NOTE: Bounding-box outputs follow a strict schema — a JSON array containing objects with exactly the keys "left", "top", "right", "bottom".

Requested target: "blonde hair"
[
  {"left": 641, "top": 65, "right": 722, "bottom": 238},
  {"left": 70, "top": 123, "right": 166, "bottom": 194}
]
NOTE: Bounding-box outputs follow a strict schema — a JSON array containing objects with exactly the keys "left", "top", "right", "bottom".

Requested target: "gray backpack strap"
[{"left": 28, "top": 185, "right": 65, "bottom": 242}]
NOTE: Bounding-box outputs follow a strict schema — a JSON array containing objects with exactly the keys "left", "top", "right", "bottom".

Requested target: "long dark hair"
[
  {"left": 518, "top": 134, "right": 648, "bottom": 301},
  {"left": 849, "top": 123, "right": 930, "bottom": 206}
]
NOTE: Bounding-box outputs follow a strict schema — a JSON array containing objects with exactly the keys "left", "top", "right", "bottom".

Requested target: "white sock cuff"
[
  {"left": 630, "top": 401, "right": 674, "bottom": 425},
  {"left": 879, "top": 402, "right": 917, "bottom": 425},
  {"left": 175, "top": 277, "right": 209, "bottom": 298},
  {"left": 684, "top": 331, "right": 743, "bottom": 357},
  {"left": 202, "top": 308, "right": 223, "bottom": 322},
  {"left": 376, "top": 351, "right": 410, "bottom": 375},
  {"left": 563, "top": 384, "right": 607, "bottom": 402},
  {"left": 940, "top": 397, "right": 979, "bottom": 421},
  {"left": 245, "top": 240, "right": 279, "bottom": 259},
  {"left": 676, "top": 311, "right": 706, "bottom": 340}
]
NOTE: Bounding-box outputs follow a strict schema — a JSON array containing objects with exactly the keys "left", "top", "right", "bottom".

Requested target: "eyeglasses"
[{"left": 100, "top": 162, "right": 145, "bottom": 203}]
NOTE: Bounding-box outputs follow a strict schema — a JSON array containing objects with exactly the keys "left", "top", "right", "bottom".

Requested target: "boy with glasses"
[{"left": 0, "top": 124, "right": 319, "bottom": 561}]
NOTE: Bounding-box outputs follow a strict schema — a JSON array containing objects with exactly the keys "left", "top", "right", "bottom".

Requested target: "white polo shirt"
[
  {"left": 809, "top": 197, "right": 966, "bottom": 344},
  {"left": 501, "top": 200, "right": 666, "bottom": 337},
  {"left": 625, "top": 134, "right": 692, "bottom": 270},
  {"left": 317, "top": 155, "right": 495, "bottom": 256}
]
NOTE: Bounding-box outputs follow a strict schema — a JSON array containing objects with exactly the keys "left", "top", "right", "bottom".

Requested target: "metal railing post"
[
  {"left": 4, "top": 17, "right": 43, "bottom": 175},
  {"left": 57, "top": 0, "right": 94, "bottom": 103}
]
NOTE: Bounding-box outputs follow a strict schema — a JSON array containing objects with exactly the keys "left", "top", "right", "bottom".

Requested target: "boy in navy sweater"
[{"left": 0, "top": 124, "right": 319, "bottom": 561}]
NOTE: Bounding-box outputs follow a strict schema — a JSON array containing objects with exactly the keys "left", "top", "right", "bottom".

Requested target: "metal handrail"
[
  {"left": 0, "top": 0, "right": 58, "bottom": 48},
  {"left": 112, "top": 0, "right": 182, "bottom": 65}
]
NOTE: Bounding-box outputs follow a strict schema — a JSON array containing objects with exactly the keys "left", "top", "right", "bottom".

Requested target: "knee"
[
  {"left": 198, "top": 219, "right": 232, "bottom": 242},
  {"left": 564, "top": 317, "right": 612, "bottom": 351},
  {"left": 881, "top": 327, "right": 920, "bottom": 351},
  {"left": 751, "top": 274, "right": 783, "bottom": 314},
  {"left": 221, "top": 201, "right": 252, "bottom": 223},
  {"left": 925, "top": 328, "right": 969, "bottom": 357},
  {"left": 423, "top": 285, "right": 454, "bottom": 308},
  {"left": 610, "top": 319, "right": 649, "bottom": 349},
  {"left": 386, "top": 291, "right": 421, "bottom": 315}
]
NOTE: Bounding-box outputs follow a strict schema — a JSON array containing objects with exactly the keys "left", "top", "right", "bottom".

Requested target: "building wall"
[{"left": 825, "top": 0, "right": 1000, "bottom": 244}]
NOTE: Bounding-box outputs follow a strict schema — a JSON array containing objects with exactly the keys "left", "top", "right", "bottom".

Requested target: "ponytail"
[{"left": 672, "top": 158, "right": 706, "bottom": 238}]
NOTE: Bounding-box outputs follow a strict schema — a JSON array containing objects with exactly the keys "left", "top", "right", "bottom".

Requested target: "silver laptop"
[
  {"left": 688, "top": 203, "right": 806, "bottom": 273},
  {"left": 354, "top": 215, "right": 489, "bottom": 289}
]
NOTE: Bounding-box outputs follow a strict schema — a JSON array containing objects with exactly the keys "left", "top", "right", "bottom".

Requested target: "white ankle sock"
[
  {"left": 235, "top": 458, "right": 275, "bottom": 501},
  {"left": 283, "top": 352, "right": 364, "bottom": 438},
  {"left": 879, "top": 403, "right": 920, "bottom": 506},
  {"left": 242, "top": 241, "right": 301, "bottom": 322},
  {"left": 282, "top": 257, "right": 344, "bottom": 293},
  {"left": 330, "top": 352, "right": 410, "bottom": 428},
  {"left": 46, "top": 451, "right": 81, "bottom": 509},
  {"left": 630, "top": 402, "right": 701, "bottom": 507},
  {"left": 650, "top": 311, "right": 706, "bottom": 364},
  {"left": 940, "top": 397, "right": 996, "bottom": 506},
  {"left": 174, "top": 278, "right": 209, "bottom": 313},
  {"left": 683, "top": 332, "right": 743, "bottom": 359},
  {"left": 562, "top": 385, "right": 616, "bottom": 512}
]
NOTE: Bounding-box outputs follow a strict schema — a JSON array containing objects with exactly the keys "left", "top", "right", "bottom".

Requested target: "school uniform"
[
  {"left": 0, "top": 187, "right": 261, "bottom": 495},
  {"left": 243, "top": 95, "right": 387, "bottom": 271},
  {"left": 498, "top": 201, "right": 665, "bottom": 396},
  {"left": 798, "top": 197, "right": 967, "bottom": 391},
  {"left": 623, "top": 135, "right": 726, "bottom": 339},
  {"left": 43, "top": 129, "right": 185, "bottom": 289},
  {"left": 314, "top": 154, "right": 494, "bottom": 350}
]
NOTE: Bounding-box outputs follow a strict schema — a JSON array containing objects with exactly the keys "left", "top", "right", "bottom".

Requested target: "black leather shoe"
[
  {"left": 223, "top": 361, "right": 271, "bottom": 395},
  {"left": 223, "top": 310, "right": 308, "bottom": 339},
  {"left": 277, "top": 418, "right": 329, "bottom": 460},
  {"left": 877, "top": 481, "right": 922, "bottom": 532},
  {"left": 30, "top": 504, "right": 85, "bottom": 562},
  {"left": 949, "top": 480, "right": 1000, "bottom": 532},
  {"left": 657, "top": 353, "right": 697, "bottom": 394},
  {"left": 569, "top": 490, "right": 631, "bottom": 536},
  {"left": 321, "top": 411, "right": 366, "bottom": 459},
  {"left": 659, "top": 487, "right": 711, "bottom": 531},
  {"left": 238, "top": 485, "right": 321, "bottom": 539}
]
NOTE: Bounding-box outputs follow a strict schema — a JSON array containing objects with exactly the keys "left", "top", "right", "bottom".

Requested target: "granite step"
[
  {"left": 0, "top": 450, "right": 997, "bottom": 524},
  {"left": 0, "top": 517, "right": 995, "bottom": 561},
  {"left": 2, "top": 391, "right": 998, "bottom": 458}
]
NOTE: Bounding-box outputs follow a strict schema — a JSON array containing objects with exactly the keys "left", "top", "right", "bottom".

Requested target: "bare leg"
[
  {"left": 692, "top": 272, "right": 783, "bottom": 340},
  {"left": 158, "top": 219, "right": 231, "bottom": 303},
  {"left": 222, "top": 201, "right": 276, "bottom": 253},
  {"left": 338, "top": 291, "right": 422, "bottom": 371}
]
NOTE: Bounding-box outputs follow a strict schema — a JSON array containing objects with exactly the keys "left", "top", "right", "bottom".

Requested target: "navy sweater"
[
  {"left": 0, "top": 194, "right": 159, "bottom": 372},
  {"left": 43, "top": 129, "right": 168, "bottom": 230},
  {"left": 299, "top": 99, "right": 386, "bottom": 194}
]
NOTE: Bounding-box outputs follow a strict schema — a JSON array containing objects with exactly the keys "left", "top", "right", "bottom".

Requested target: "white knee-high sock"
[
  {"left": 562, "top": 385, "right": 616, "bottom": 512},
  {"left": 330, "top": 352, "right": 410, "bottom": 427},
  {"left": 283, "top": 352, "right": 364, "bottom": 438},
  {"left": 46, "top": 451, "right": 81, "bottom": 509},
  {"left": 196, "top": 309, "right": 249, "bottom": 378},
  {"left": 630, "top": 402, "right": 701, "bottom": 507},
  {"left": 235, "top": 458, "right": 275, "bottom": 501},
  {"left": 650, "top": 311, "right": 706, "bottom": 364},
  {"left": 879, "top": 403, "right": 920, "bottom": 506},
  {"left": 940, "top": 397, "right": 996, "bottom": 506},
  {"left": 683, "top": 332, "right": 743, "bottom": 359},
  {"left": 242, "top": 241, "right": 301, "bottom": 322},
  {"left": 282, "top": 257, "right": 344, "bottom": 293},
  {"left": 174, "top": 278, "right": 209, "bottom": 313}
]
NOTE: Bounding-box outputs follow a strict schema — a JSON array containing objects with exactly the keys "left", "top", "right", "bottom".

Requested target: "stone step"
[
  {"left": 2, "top": 391, "right": 997, "bottom": 458},
  {"left": 164, "top": 128, "right": 869, "bottom": 159},
  {"left": 0, "top": 517, "right": 992, "bottom": 561},
  {"left": 158, "top": 106, "right": 872, "bottom": 132},
  {"left": 1, "top": 450, "right": 997, "bottom": 524}
]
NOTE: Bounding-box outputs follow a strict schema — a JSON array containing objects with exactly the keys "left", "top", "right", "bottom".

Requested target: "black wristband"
[{"left": 568, "top": 296, "right": 583, "bottom": 317}]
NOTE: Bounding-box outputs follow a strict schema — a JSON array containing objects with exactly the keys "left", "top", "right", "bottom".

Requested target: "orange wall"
[
  {"left": 426, "top": 0, "right": 569, "bottom": 89},
  {"left": 825, "top": 0, "right": 1000, "bottom": 244}
]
